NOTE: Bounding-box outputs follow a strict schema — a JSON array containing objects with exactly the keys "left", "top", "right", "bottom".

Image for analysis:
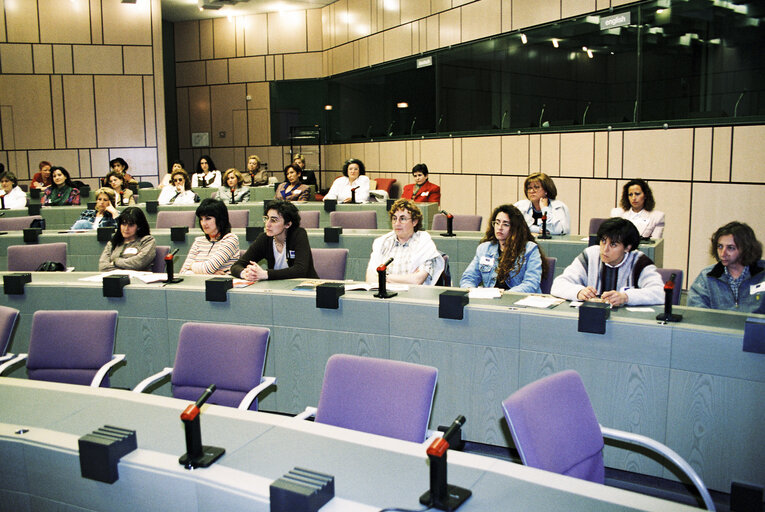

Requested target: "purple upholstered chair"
[
  {"left": 297, "top": 354, "right": 438, "bottom": 443},
  {"left": 329, "top": 211, "right": 377, "bottom": 229},
  {"left": 134, "top": 322, "right": 275, "bottom": 411},
  {"left": 0, "top": 215, "right": 42, "bottom": 231},
  {"left": 23, "top": 310, "right": 123, "bottom": 387},
  {"left": 311, "top": 248, "right": 348, "bottom": 280},
  {"left": 152, "top": 245, "right": 171, "bottom": 273},
  {"left": 432, "top": 214, "right": 482, "bottom": 231},
  {"left": 540, "top": 257, "right": 557, "bottom": 294},
  {"left": 155, "top": 210, "right": 196, "bottom": 229},
  {"left": 7, "top": 242, "right": 67, "bottom": 271},
  {"left": 588, "top": 217, "right": 607, "bottom": 235},
  {"left": 299, "top": 210, "right": 320, "bottom": 229},
  {"left": 228, "top": 209, "right": 249, "bottom": 228},
  {"left": 0, "top": 306, "right": 22, "bottom": 375},
  {"left": 502, "top": 370, "right": 715, "bottom": 510},
  {"left": 656, "top": 268, "right": 684, "bottom": 306}
]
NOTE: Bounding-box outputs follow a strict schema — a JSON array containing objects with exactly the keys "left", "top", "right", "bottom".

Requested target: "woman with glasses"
[
  {"left": 460, "top": 204, "right": 547, "bottom": 292},
  {"left": 514, "top": 172, "right": 570, "bottom": 235},
  {"left": 231, "top": 199, "right": 318, "bottom": 281},
  {"left": 365, "top": 198, "right": 444, "bottom": 285},
  {"left": 180, "top": 198, "right": 240, "bottom": 275},
  {"left": 158, "top": 168, "right": 197, "bottom": 205}
]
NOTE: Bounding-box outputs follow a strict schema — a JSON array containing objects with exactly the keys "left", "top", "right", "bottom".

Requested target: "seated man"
[
  {"left": 687, "top": 221, "right": 764, "bottom": 312},
  {"left": 551, "top": 217, "right": 664, "bottom": 306}
]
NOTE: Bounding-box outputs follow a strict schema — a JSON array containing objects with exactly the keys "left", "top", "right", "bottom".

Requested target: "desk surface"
[{"left": 0, "top": 378, "right": 696, "bottom": 512}]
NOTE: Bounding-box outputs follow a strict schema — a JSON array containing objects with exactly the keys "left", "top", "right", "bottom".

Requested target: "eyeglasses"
[
  {"left": 526, "top": 183, "right": 543, "bottom": 191},
  {"left": 262, "top": 216, "right": 281, "bottom": 224},
  {"left": 173, "top": 178, "right": 185, "bottom": 183},
  {"left": 493, "top": 220, "right": 511, "bottom": 228},
  {"left": 392, "top": 216, "right": 412, "bottom": 223}
]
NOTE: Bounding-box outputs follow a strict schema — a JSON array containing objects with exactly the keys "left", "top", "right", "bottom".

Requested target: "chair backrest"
[
  {"left": 432, "top": 214, "right": 482, "bottom": 231},
  {"left": 315, "top": 354, "right": 438, "bottom": 443},
  {"left": 435, "top": 252, "right": 451, "bottom": 286},
  {"left": 300, "top": 210, "right": 320, "bottom": 228},
  {"left": 329, "top": 211, "right": 377, "bottom": 229},
  {"left": 7, "top": 242, "right": 67, "bottom": 271},
  {"left": 588, "top": 217, "right": 607, "bottom": 235},
  {"left": 171, "top": 322, "right": 270, "bottom": 411},
  {"left": 374, "top": 178, "right": 396, "bottom": 194},
  {"left": 311, "top": 248, "right": 349, "bottom": 280},
  {"left": 656, "top": 268, "right": 684, "bottom": 305},
  {"left": 26, "top": 310, "right": 118, "bottom": 387},
  {"left": 228, "top": 209, "right": 249, "bottom": 228},
  {"left": 502, "top": 370, "right": 605, "bottom": 483},
  {"left": 156, "top": 210, "right": 197, "bottom": 229},
  {"left": 540, "top": 257, "right": 557, "bottom": 294},
  {"left": 0, "top": 305, "right": 19, "bottom": 356},
  {"left": 138, "top": 181, "right": 154, "bottom": 189},
  {"left": 0, "top": 215, "right": 43, "bottom": 231},
  {"left": 152, "top": 245, "right": 171, "bottom": 273}
]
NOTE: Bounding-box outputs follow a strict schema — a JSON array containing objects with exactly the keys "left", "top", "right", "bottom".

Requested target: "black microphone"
[
  {"left": 439, "top": 209, "right": 453, "bottom": 219},
  {"left": 195, "top": 384, "right": 216, "bottom": 409},
  {"left": 441, "top": 415, "right": 466, "bottom": 448},
  {"left": 378, "top": 257, "right": 394, "bottom": 271},
  {"left": 168, "top": 248, "right": 179, "bottom": 258},
  {"left": 350, "top": 186, "right": 359, "bottom": 204},
  {"left": 538, "top": 104, "right": 546, "bottom": 127},
  {"left": 439, "top": 210, "right": 456, "bottom": 238},
  {"left": 374, "top": 258, "right": 397, "bottom": 299}
]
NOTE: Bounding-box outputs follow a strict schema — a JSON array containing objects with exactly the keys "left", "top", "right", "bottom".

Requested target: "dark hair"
[
  {"left": 51, "top": 166, "right": 75, "bottom": 188},
  {"left": 39, "top": 161, "right": 52, "bottom": 171},
  {"left": 620, "top": 179, "right": 656, "bottom": 211},
  {"left": 196, "top": 155, "right": 217, "bottom": 174},
  {"left": 412, "top": 163, "right": 429, "bottom": 176},
  {"left": 171, "top": 168, "right": 191, "bottom": 190},
  {"left": 483, "top": 204, "right": 548, "bottom": 284},
  {"left": 109, "top": 157, "right": 129, "bottom": 171},
  {"left": 266, "top": 199, "right": 301, "bottom": 233},
  {"left": 342, "top": 158, "right": 365, "bottom": 177},
  {"left": 711, "top": 221, "right": 762, "bottom": 267},
  {"left": 597, "top": 217, "right": 641, "bottom": 251},
  {"left": 283, "top": 164, "right": 303, "bottom": 182},
  {"left": 105, "top": 171, "right": 126, "bottom": 190},
  {"left": 111, "top": 207, "right": 150, "bottom": 246},
  {"left": 388, "top": 198, "right": 423, "bottom": 233},
  {"left": 0, "top": 171, "right": 18, "bottom": 187},
  {"left": 523, "top": 172, "right": 557, "bottom": 201},
  {"left": 196, "top": 198, "right": 231, "bottom": 238},
  {"left": 171, "top": 159, "right": 185, "bottom": 169}
]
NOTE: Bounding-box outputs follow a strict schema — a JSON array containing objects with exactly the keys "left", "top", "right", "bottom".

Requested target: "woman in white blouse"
[
  {"left": 324, "top": 158, "right": 370, "bottom": 203},
  {"left": 610, "top": 179, "right": 665, "bottom": 238},
  {"left": 0, "top": 172, "right": 27, "bottom": 209}
]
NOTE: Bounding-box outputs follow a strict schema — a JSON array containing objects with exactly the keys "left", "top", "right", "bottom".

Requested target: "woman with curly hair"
[{"left": 610, "top": 178, "right": 665, "bottom": 238}]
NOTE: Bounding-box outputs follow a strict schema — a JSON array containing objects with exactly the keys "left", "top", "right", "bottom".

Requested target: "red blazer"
[{"left": 402, "top": 180, "right": 440, "bottom": 204}]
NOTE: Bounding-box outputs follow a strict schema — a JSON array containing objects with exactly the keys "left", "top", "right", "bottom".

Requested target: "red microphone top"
[
  {"left": 664, "top": 280, "right": 675, "bottom": 291},
  {"left": 426, "top": 437, "right": 449, "bottom": 458},
  {"left": 180, "top": 403, "right": 199, "bottom": 421}
]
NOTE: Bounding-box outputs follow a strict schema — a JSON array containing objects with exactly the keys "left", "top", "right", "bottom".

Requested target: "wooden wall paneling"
[
  {"left": 562, "top": 0, "right": 598, "bottom": 18},
  {"left": 107, "top": 148, "right": 157, "bottom": 178},
  {"left": 491, "top": 175, "right": 520, "bottom": 207},
  {"left": 650, "top": 181, "right": 691, "bottom": 284},
  {"left": 63, "top": 75, "right": 97, "bottom": 149},
  {"left": 0, "top": 0, "right": 5, "bottom": 43},
  {"left": 50, "top": 74, "right": 67, "bottom": 149},
  {"left": 420, "top": 138, "right": 454, "bottom": 174},
  {"left": 594, "top": 131, "right": 608, "bottom": 178},
  {"left": 143, "top": 76, "right": 157, "bottom": 147},
  {"left": 440, "top": 174, "right": 476, "bottom": 214},
  {"left": 78, "top": 149, "right": 92, "bottom": 178},
  {"left": 348, "top": 0, "right": 372, "bottom": 41},
  {"left": 501, "top": 134, "right": 529, "bottom": 175},
  {"left": 431, "top": 0, "right": 451, "bottom": 14},
  {"left": 462, "top": 136, "right": 501, "bottom": 174},
  {"left": 623, "top": 128, "right": 693, "bottom": 181},
  {"left": 265, "top": 55, "right": 275, "bottom": 81},
  {"left": 692, "top": 127, "right": 712, "bottom": 182},
  {"left": 0, "top": 75, "right": 54, "bottom": 150},
  {"left": 52, "top": 44, "right": 73, "bottom": 74},
  {"left": 94, "top": 75, "right": 144, "bottom": 147},
  {"left": 307, "top": 8, "right": 323, "bottom": 52},
  {"left": 461, "top": 0, "right": 501, "bottom": 44},
  {"left": 383, "top": 23, "right": 412, "bottom": 62},
  {"left": 560, "top": 132, "right": 594, "bottom": 177},
  {"left": 283, "top": 52, "right": 323, "bottom": 80},
  {"left": 175, "top": 87, "right": 190, "bottom": 149},
  {"left": 382, "top": 0, "right": 401, "bottom": 31},
  {"left": 540, "top": 133, "right": 560, "bottom": 175},
  {"left": 213, "top": 18, "right": 235, "bottom": 60},
  {"left": 199, "top": 20, "right": 213, "bottom": 60},
  {"left": 174, "top": 61, "right": 205, "bottom": 87},
  {"left": 475, "top": 175, "right": 492, "bottom": 226},
  {"left": 512, "top": 0, "right": 560, "bottom": 30},
  {"left": 731, "top": 125, "right": 765, "bottom": 183},
  {"left": 607, "top": 130, "right": 622, "bottom": 178},
  {"left": 579, "top": 179, "right": 616, "bottom": 235},
  {"left": 0, "top": 44, "right": 33, "bottom": 73},
  {"left": 401, "top": 0, "right": 429, "bottom": 24},
  {"left": 73, "top": 45, "right": 123, "bottom": 75},
  {"left": 232, "top": 108, "right": 248, "bottom": 147},
  {"left": 208, "top": 147, "right": 235, "bottom": 173},
  {"left": 363, "top": 142, "right": 381, "bottom": 171},
  {"left": 39, "top": 0, "right": 90, "bottom": 44},
  {"left": 247, "top": 108, "right": 270, "bottom": 147},
  {"left": 205, "top": 59, "right": 228, "bottom": 85},
  {"left": 229, "top": 56, "right": 265, "bottom": 83},
  {"left": 268, "top": 10, "right": 308, "bottom": 54},
  {"left": 367, "top": 32, "right": 384, "bottom": 67},
  {"left": 174, "top": 21, "right": 200, "bottom": 62},
  {"left": 33, "top": 44, "right": 53, "bottom": 74},
  {"left": 101, "top": 0, "right": 151, "bottom": 46},
  {"left": 410, "top": 16, "right": 420, "bottom": 54},
  {"left": 555, "top": 177, "right": 580, "bottom": 234},
  {"left": 425, "top": 13, "right": 439, "bottom": 52},
  {"left": 438, "top": 8, "right": 460, "bottom": 48},
  {"left": 5, "top": 2, "right": 39, "bottom": 43},
  {"left": 711, "top": 126, "right": 732, "bottom": 182},
  {"left": 453, "top": 137, "right": 462, "bottom": 173},
  {"left": 89, "top": 148, "right": 109, "bottom": 179},
  {"left": 234, "top": 15, "right": 245, "bottom": 57},
  {"left": 124, "top": 46, "right": 152, "bottom": 75},
  {"left": 529, "top": 133, "right": 541, "bottom": 173}
]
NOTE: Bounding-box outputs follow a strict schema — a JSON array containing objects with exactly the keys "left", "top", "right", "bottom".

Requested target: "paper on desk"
[
  {"left": 468, "top": 288, "right": 502, "bottom": 299},
  {"left": 514, "top": 295, "right": 565, "bottom": 308},
  {"left": 626, "top": 307, "right": 655, "bottom": 313},
  {"left": 78, "top": 270, "right": 165, "bottom": 284}
]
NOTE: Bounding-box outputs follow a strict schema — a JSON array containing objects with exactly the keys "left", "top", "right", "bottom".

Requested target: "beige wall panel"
[
  {"left": 265, "top": 55, "right": 275, "bottom": 81},
  {"left": 276, "top": 53, "right": 286, "bottom": 80},
  {"left": 461, "top": 136, "right": 500, "bottom": 174},
  {"left": 379, "top": 141, "right": 407, "bottom": 172},
  {"left": 348, "top": 0, "right": 372, "bottom": 40},
  {"left": 331, "top": 43, "right": 354, "bottom": 75},
  {"left": 408, "top": 139, "right": 420, "bottom": 169},
  {"left": 357, "top": 38, "right": 369, "bottom": 68},
  {"left": 176, "top": 88, "right": 190, "bottom": 149},
  {"left": 28, "top": 150, "right": 79, "bottom": 177},
  {"left": 426, "top": 14, "right": 439, "bottom": 52},
  {"left": 208, "top": 148, "right": 236, "bottom": 173},
  {"left": 229, "top": 56, "right": 266, "bottom": 83},
  {"left": 692, "top": 127, "right": 712, "bottom": 181},
  {"left": 246, "top": 82, "right": 269, "bottom": 110},
  {"left": 607, "top": 130, "right": 622, "bottom": 178},
  {"left": 268, "top": 10, "right": 308, "bottom": 54},
  {"left": 63, "top": 75, "right": 97, "bottom": 148},
  {"left": 529, "top": 134, "right": 540, "bottom": 172},
  {"left": 501, "top": 0, "right": 512, "bottom": 33},
  {"left": 560, "top": 132, "right": 594, "bottom": 177},
  {"left": 176, "top": 61, "right": 206, "bottom": 87},
  {"left": 33, "top": 44, "right": 53, "bottom": 74},
  {"left": 53, "top": 45, "right": 74, "bottom": 74},
  {"left": 649, "top": 181, "right": 691, "bottom": 283},
  {"left": 143, "top": 76, "right": 156, "bottom": 147},
  {"left": 462, "top": 0, "right": 502, "bottom": 44},
  {"left": 711, "top": 126, "right": 732, "bottom": 182},
  {"left": 175, "top": 22, "right": 200, "bottom": 62},
  {"left": 623, "top": 128, "right": 693, "bottom": 181},
  {"left": 243, "top": 14, "right": 268, "bottom": 56},
  {"left": 110, "top": 147, "right": 158, "bottom": 177},
  {"left": 402, "top": 0, "right": 429, "bottom": 24},
  {"left": 555, "top": 177, "right": 580, "bottom": 234},
  {"left": 73, "top": 45, "right": 122, "bottom": 74},
  {"left": 205, "top": 59, "right": 228, "bottom": 85},
  {"left": 383, "top": 0, "right": 401, "bottom": 30},
  {"left": 0, "top": 0, "right": 6, "bottom": 43},
  {"left": 235, "top": 16, "right": 244, "bottom": 57},
  {"left": 492, "top": 175, "right": 521, "bottom": 206},
  {"left": 594, "top": 131, "right": 608, "bottom": 178},
  {"left": 321, "top": 6, "right": 332, "bottom": 50},
  {"left": 731, "top": 125, "right": 765, "bottom": 183},
  {"left": 410, "top": 18, "right": 420, "bottom": 54},
  {"left": 284, "top": 52, "right": 321, "bottom": 80},
  {"left": 264, "top": 146, "right": 284, "bottom": 172},
  {"left": 441, "top": 174, "right": 476, "bottom": 215},
  {"left": 439, "top": 9, "right": 461, "bottom": 48},
  {"left": 200, "top": 20, "right": 213, "bottom": 60},
  {"left": 188, "top": 87, "right": 211, "bottom": 141},
  {"left": 101, "top": 1, "right": 151, "bottom": 45},
  {"left": 89, "top": 0, "right": 102, "bottom": 44},
  {"left": 368, "top": 33, "right": 384, "bottom": 66},
  {"left": 307, "top": 9, "right": 323, "bottom": 52},
  {"left": 580, "top": 179, "right": 615, "bottom": 234},
  {"left": 124, "top": 46, "right": 152, "bottom": 75},
  {"left": 5, "top": 3, "right": 38, "bottom": 43},
  {"left": 332, "top": 0, "right": 349, "bottom": 45},
  {"left": 453, "top": 0, "right": 473, "bottom": 6},
  {"left": 89, "top": 149, "right": 110, "bottom": 178},
  {"left": 210, "top": 84, "right": 246, "bottom": 148},
  {"left": 512, "top": 0, "right": 560, "bottom": 30},
  {"left": 324, "top": 144, "right": 345, "bottom": 171},
  {"left": 475, "top": 175, "right": 492, "bottom": 224},
  {"left": 38, "top": 0, "right": 90, "bottom": 44},
  {"left": 0, "top": 44, "right": 33, "bottom": 73},
  {"left": 213, "top": 18, "right": 236, "bottom": 59},
  {"left": 562, "top": 0, "right": 597, "bottom": 18},
  {"left": 453, "top": 138, "right": 462, "bottom": 173},
  {"left": 431, "top": 0, "right": 451, "bottom": 13},
  {"left": 501, "top": 135, "right": 529, "bottom": 175},
  {"left": 95, "top": 75, "right": 144, "bottom": 147},
  {"left": 247, "top": 108, "right": 270, "bottom": 146},
  {"left": 540, "top": 133, "right": 560, "bottom": 175},
  {"left": 612, "top": 0, "right": 639, "bottom": 5},
  {"left": 0, "top": 76, "right": 53, "bottom": 150},
  {"left": 417, "top": 19, "right": 427, "bottom": 53},
  {"left": 420, "top": 138, "right": 454, "bottom": 173},
  {"left": 78, "top": 149, "right": 92, "bottom": 178},
  {"left": 597, "top": 0, "right": 610, "bottom": 9},
  {"left": 364, "top": 142, "right": 381, "bottom": 171},
  {"left": 51, "top": 75, "right": 66, "bottom": 149},
  {"left": 383, "top": 24, "right": 412, "bottom": 62}
]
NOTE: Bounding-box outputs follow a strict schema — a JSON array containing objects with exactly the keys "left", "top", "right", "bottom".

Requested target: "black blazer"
[{"left": 231, "top": 227, "right": 318, "bottom": 280}]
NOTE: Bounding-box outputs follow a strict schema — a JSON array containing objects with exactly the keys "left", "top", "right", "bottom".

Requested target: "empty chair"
[
  {"left": 152, "top": 245, "right": 171, "bottom": 273},
  {"left": 300, "top": 210, "right": 320, "bottom": 228},
  {"left": 297, "top": 354, "right": 438, "bottom": 443},
  {"left": 7, "top": 242, "right": 67, "bottom": 271},
  {"left": 432, "top": 214, "right": 482, "bottom": 231},
  {"left": 134, "top": 322, "right": 275, "bottom": 411},
  {"left": 311, "top": 248, "right": 349, "bottom": 280},
  {"left": 228, "top": 209, "right": 249, "bottom": 228},
  {"left": 329, "top": 210, "right": 377, "bottom": 229},
  {"left": 540, "top": 257, "right": 557, "bottom": 294},
  {"left": 588, "top": 217, "right": 607, "bottom": 235},
  {"left": 656, "top": 268, "right": 684, "bottom": 306},
  {"left": 502, "top": 370, "right": 715, "bottom": 511},
  {"left": 0, "top": 215, "right": 43, "bottom": 231},
  {"left": 19, "top": 310, "right": 124, "bottom": 387},
  {"left": 155, "top": 210, "right": 196, "bottom": 229},
  {"left": 373, "top": 178, "right": 396, "bottom": 196},
  {"left": 0, "top": 306, "right": 21, "bottom": 375}
]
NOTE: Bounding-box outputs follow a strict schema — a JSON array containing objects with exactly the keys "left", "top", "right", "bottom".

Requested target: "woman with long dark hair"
[
  {"left": 180, "top": 198, "right": 239, "bottom": 275},
  {"left": 42, "top": 166, "right": 80, "bottom": 206},
  {"left": 98, "top": 207, "right": 156, "bottom": 271}
]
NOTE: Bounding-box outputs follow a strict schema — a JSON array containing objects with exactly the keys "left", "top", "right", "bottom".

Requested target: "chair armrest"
[
  {"left": 237, "top": 376, "right": 277, "bottom": 410},
  {"left": 133, "top": 367, "right": 174, "bottom": 393},
  {"left": 294, "top": 406, "right": 317, "bottom": 421},
  {"left": 601, "top": 426, "right": 716, "bottom": 511},
  {"left": 90, "top": 354, "right": 126, "bottom": 387},
  {"left": 0, "top": 353, "right": 27, "bottom": 375}
]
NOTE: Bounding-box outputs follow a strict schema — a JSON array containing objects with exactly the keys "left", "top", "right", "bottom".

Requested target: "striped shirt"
[{"left": 180, "top": 232, "right": 240, "bottom": 275}]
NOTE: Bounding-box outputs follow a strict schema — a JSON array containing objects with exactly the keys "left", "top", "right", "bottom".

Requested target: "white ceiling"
[{"left": 161, "top": 0, "right": 336, "bottom": 22}]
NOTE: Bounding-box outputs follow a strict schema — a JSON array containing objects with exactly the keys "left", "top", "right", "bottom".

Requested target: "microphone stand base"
[
  {"left": 439, "top": 233, "right": 457, "bottom": 237},
  {"left": 656, "top": 313, "right": 683, "bottom": 323},
  {"left": 419, "top": 485, "right": 472, "bottom": 511},
  {"left": 179, "top": 445, "right": 225, "bottom": 469},
  {"left": 537, "top": 234, "right": 552, "bottom": 240},
  {"left": 373, "top": 291, "right": 398, "bottom": 299},
  {"left": 164, "top": 278, "right": 184, "bottom": 284}
]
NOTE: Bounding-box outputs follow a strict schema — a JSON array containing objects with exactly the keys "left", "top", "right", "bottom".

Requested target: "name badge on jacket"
[
  {"left": 421, "top": 191, "right": 429, "bottom": 197},
  {"left": 288, "top": 250, "right": 296, "bottom": 259},
  {"left": 123, "top": 247, "right": 139, "bottom": 255},
  {"left": 480, "top": 256, "right": 495, "bottom": 266}
]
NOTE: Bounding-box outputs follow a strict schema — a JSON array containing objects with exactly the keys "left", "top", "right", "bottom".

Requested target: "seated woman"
[
  {"left": 70, "top": 188, "right": 120, "bottom": 230},
  {"left": 402, "top": 163, "right": 441, "bottom": 204},
  {"left": 217, "top": 168, "right": 250, "bottom": 204},
  {"left": 0, "top": 172, "right": 28, "bottom": 209},
  {"left": 98, "top": 207, "right": 156, "bottom": 271},
  {"left": 460, "top": 204, "right": 546, "bottom": 293},
  {"left": 293, "top": 153, "right": 317, "bottom": 187},
  {"left": 106, "top": 157, "right": 136, "bottom": 186},
  {"left": 159, "top": 160, "right": 184, "bottom": 189},
  {"left": 324, "top": 158, "right": 370, "bottom": 203},
  {"left": 31, "top": 161, "right": 52, "bottom": 189},
  {"left": 180, "top": 198, "right": 239, "bottom": 275},
  {"left": 191, "top": 155, "right": 221, "bottom": 188},
  {"left": 246, "top": 154, "right": 269, "bottom": 186},
  {"left": 610, "top": 178, "right": 665, "bottom": 238},
  {"left": 158, "top": 168, "right": 197, "bottom": 205},
  {"left": 106, "top": 171, "right": 135, "bottom": 206},
  {"left": 232, "top": 200, "right": 318, "bottom": 281},
  {"left": 513, "top": 172, "right": 570, "bottom": 235},
  {"left": 274, "top": 164, "right": 310, "bottom": 202},
  {"left": 365, "top": 198, "right": 444, "bottom": 285},
  {"left": 42, "top": 166, "right": 80, "bottom": 206}
]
